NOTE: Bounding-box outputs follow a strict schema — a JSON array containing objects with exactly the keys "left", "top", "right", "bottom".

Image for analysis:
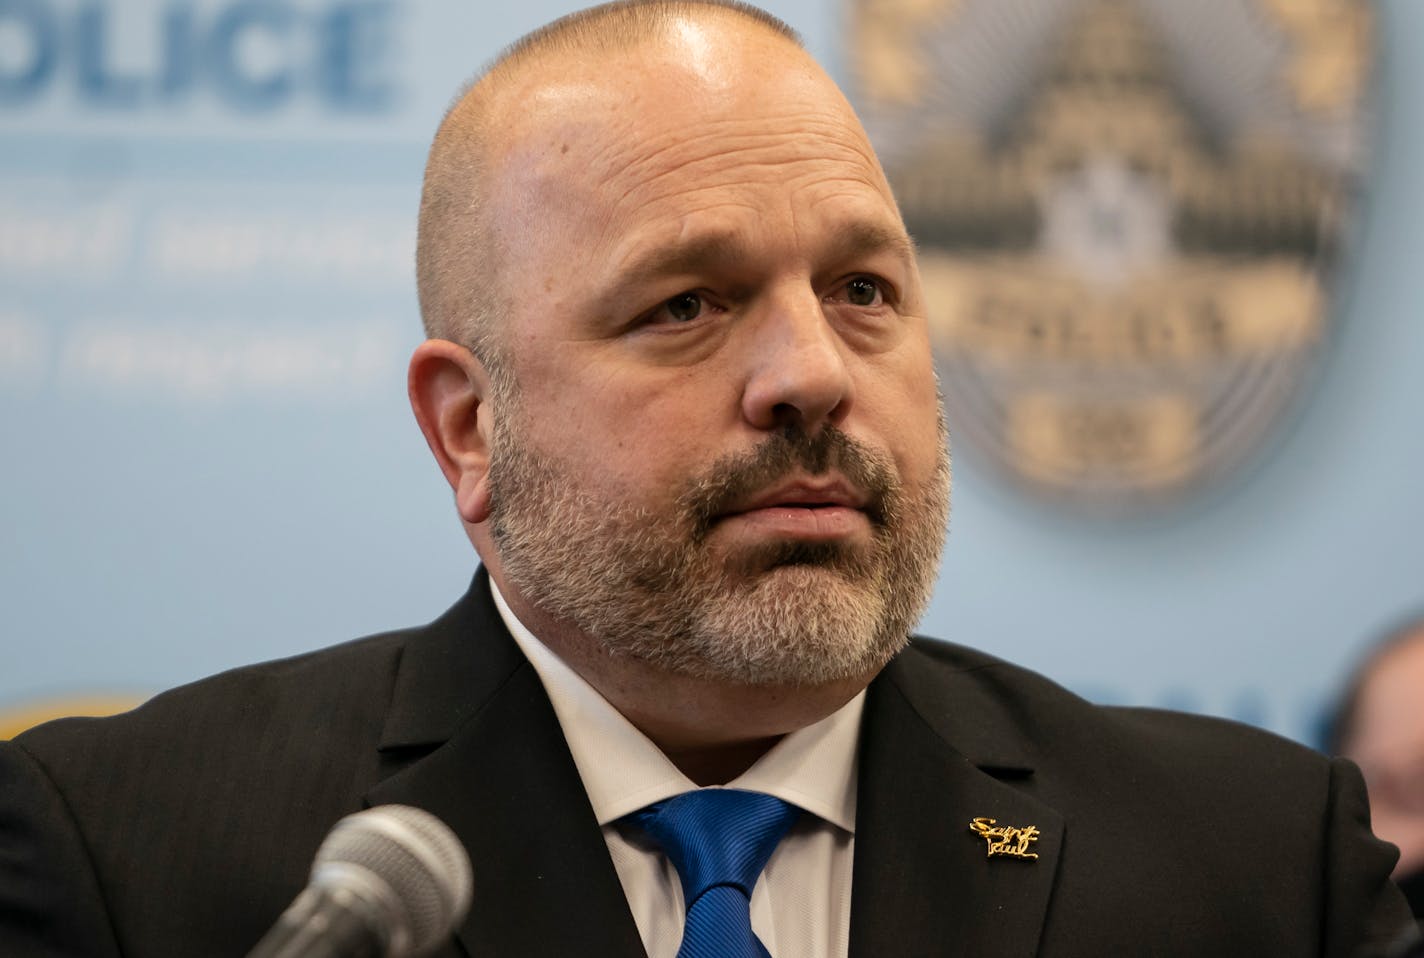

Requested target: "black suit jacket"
[{"left": 0, "top": 570, "right": 1411, "bottom": 956}]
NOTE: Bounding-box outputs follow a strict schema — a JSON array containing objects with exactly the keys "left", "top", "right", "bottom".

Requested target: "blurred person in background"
[{"left": 1332, "top": 613, "right": 1424, "bottom": 919}]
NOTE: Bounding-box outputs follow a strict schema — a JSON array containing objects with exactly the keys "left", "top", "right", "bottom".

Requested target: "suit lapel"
[
  {"left": 358, "top": 581, "right": 1064, "bottom": 957},
  {"left": 850, "top": 645, "right": 1064, "bottom": 958},
  {"left": 363, "top": 572, "right": 647, "bottom": 958}
]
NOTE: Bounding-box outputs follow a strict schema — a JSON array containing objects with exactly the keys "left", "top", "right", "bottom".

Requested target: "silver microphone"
[{"left": 247, "top": 804, "right": 474, "bottom": 958}]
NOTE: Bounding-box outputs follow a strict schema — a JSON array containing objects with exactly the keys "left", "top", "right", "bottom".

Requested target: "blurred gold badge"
[{"left": 851, "top": 0, "right": 1374, "bottom": 511}]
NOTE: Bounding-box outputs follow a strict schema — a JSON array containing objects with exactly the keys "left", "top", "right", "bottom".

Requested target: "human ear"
[{"left": 408, "top": 339, "right": 496, "bottom": 525}]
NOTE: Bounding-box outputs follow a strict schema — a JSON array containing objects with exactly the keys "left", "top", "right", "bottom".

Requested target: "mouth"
[
  {"left": 712, "top": 478, "right": 873, "bottom": 542},
  {"left": 726, "top": 477, "right": 869, "bottom": 513}
]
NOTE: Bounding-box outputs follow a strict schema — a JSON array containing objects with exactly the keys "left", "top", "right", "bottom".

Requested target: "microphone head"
[{"left": 310, "top": 805, "right": 473, "bottom": 958}]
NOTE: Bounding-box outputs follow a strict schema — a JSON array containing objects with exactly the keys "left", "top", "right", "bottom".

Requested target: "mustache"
[{"left": 680, "top": 425, "right": 897, "bottom": 541}]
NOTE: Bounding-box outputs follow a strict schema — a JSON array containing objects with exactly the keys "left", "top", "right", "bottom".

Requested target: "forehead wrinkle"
[
  {"left": 586, "top": 164, "right": 909, "bottom": 294},
  {"left": 583, "top": 106, "right": 882, "bottom": 192},
  {"left": 591, "top": 152, "right": 889, "bottom": 250}
]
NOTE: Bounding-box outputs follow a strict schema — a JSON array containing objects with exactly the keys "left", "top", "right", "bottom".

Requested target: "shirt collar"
[{"left": 490, "top": 577, "right": 862, "bottom": 832}]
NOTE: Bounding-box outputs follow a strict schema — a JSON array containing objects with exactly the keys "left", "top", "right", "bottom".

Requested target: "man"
[
  {"left": 1331, "top": 613, "right": 1424, "bottom": 918},
  {"left": 0, "top": 2, "right": 1411, "bottom": 956}
]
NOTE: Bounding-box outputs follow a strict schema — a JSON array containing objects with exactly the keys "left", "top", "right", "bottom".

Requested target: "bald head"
[
  {"left": 415, "top": 1, "right": 804, "bottom": 368},
  {"left": 1332, "top": 614, "right": 1424, "bottom": 755},
  {"left": 1332, "top": 614, "right": 1424, "bottom": 876},
  {"left": 405, "top": 0, "right": 943, "bottom": 764}
]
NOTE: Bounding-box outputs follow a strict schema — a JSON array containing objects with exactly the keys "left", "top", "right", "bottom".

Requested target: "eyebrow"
[
  {"left": 611, "top": 231, "right": 749, "bottom": 293},
  {"left": 824, "top": 220, "right": 918, "bottom": 271},
  {"left": 605, "top": 219, "right": 918, "bottom": 303}
]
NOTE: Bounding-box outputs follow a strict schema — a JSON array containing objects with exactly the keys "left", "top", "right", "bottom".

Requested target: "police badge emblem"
[{"left": 850, "top": 0, "right": 1374, "bottom": 511}]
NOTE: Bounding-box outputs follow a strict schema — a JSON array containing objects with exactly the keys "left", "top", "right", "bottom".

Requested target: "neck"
[
  {"left": 491, "top": 567, "right": 871, "bottom": 786},
  {"left": 662, "top": 737, "right": 787, "bottom": 786},
  {"left": 589, "top": 665, "right": 867, "bottom": 786}
]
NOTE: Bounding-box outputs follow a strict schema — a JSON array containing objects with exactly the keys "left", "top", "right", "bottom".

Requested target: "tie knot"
[{"left": 630, "top": 789, "right": 802, "bottom": 907}]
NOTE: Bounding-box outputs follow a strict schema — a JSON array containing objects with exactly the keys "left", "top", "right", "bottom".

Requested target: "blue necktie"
[{"left": 630, "top": 789, "right": 802, "bottom": 958}]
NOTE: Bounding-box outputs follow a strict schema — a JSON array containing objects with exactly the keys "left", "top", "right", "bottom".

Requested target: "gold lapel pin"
[{"left": 969, "top": 817, "right": 1040, "bottom": 860}]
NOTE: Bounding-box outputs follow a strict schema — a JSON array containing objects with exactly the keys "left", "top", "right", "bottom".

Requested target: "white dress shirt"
[{"left": 491, "top": 580, "right": 860, "bottom": 958}]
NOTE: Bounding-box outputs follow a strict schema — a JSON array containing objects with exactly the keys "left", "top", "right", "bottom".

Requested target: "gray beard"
[{"left": 487, "top": 409, "right": 950, "bottom": 688}]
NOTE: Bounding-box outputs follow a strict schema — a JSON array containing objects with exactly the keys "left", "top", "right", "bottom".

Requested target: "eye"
[
  {"left": 657, "top": 291, "right": 705, "bottom": 324},
  {"left": 838, "top": 276, "right": 886, "bottom": 308}
]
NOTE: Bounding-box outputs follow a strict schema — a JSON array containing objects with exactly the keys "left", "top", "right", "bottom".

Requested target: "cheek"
[
  {"left": 551, "top": 358, "right": 733, "bottom": 456},
  {"left": 523, "top": 393, "right": 708, "bottom": 504},
  {"left": 859, "top": 357, "right": 944, "bottom": 476}
]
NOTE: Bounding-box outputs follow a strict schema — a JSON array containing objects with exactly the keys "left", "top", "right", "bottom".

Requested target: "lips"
[
  {"left": 721, "top": 477, "right": 869, "bottom": 516},
  {"left": 712, "top": 476, "right": 874, "bottom": 543},
  {"left": 681, "top": 428, "right": 894, "bottom": 544}
]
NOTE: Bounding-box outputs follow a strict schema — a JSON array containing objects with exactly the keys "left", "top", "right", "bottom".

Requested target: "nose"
[{"left": 740, "top": 289, "right": 853, "bottom": 433}]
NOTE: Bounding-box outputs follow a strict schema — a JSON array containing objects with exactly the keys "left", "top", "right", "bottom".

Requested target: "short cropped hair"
[{"left": 415, "top": 1, "right": 801, "bottom": 374}]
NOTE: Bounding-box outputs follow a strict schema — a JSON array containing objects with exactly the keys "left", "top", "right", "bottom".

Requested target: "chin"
[
  {"left": 721, "top": 537, "right": 874, "bottom": 580},
  {"left": 668, "top": 566, "right": 910, "bottom": 688}
]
